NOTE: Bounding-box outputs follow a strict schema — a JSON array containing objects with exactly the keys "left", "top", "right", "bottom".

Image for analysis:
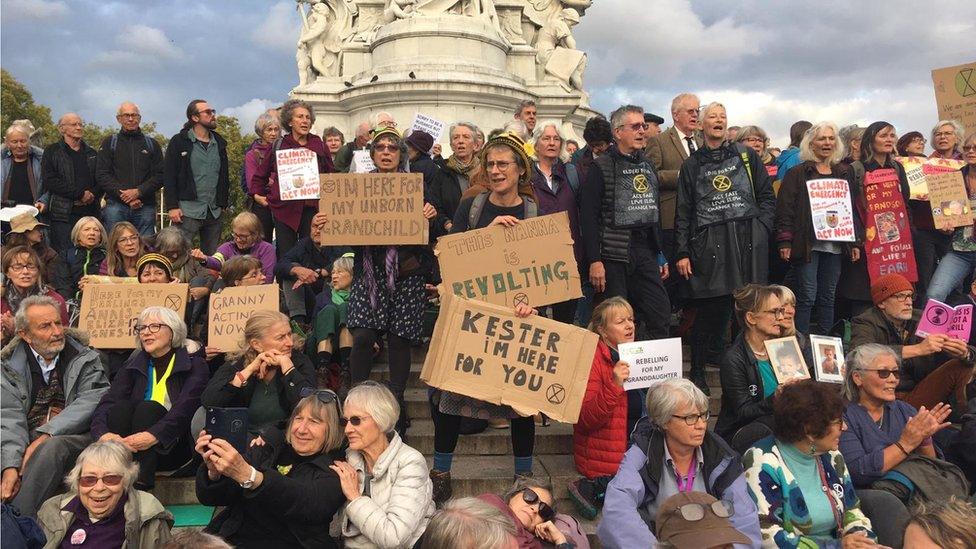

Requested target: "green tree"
[
  {"left": 214, "top": 114, "right": 257, "bottom": 235},
  {"left": 0, "top": 69, "right": 57, "bottom": 146}
]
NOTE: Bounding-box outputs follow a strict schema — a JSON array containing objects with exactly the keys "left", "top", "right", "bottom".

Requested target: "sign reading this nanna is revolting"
[{"left": 318, "top": 172, "right": 428, "bottom": 245}]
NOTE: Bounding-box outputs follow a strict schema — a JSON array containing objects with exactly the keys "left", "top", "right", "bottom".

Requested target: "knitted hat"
[
  {"left": 370, "top": 126, "right": 402, "bottom": 145},
  {"left": 404, "top": 130, "right": 434, "bottom": 155},
  {"left": 481, "top": 132, "right": 533, "bottom": 187},
  {"left": 136, "top": 253, "right": 174, "bottom": 280},
  {"left": 870, "top": 274, "right": 913, "bottom": 305}
]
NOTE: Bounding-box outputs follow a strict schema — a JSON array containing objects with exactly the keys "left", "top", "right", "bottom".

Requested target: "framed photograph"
[
  {"left": 763, "top": 336, "right": 810, "bottom": 383},
  {"left": 810, "top": 335, "right": 845, "bottom": 383}
]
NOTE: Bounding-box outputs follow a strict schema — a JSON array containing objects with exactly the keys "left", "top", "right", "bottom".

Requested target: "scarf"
[
  {"left": 361, "top": 246, "right": 398, "bottom": 310},
  {"left": 446, "top": 154, "right": 477, "bottom": 177},
  {"left": 331, "top": 288, "right": 350, "bottom": 306},
  {"left": 4, "top": 280, "right": 48, "bottom": 315}
]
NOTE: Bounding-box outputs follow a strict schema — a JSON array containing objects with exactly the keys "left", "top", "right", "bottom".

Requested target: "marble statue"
[
  {"left": 296, "top": 0, "right": 358, "bottom": 80},
  {"left": 535, "top": 8, "right": 586, "bottom": 91}
]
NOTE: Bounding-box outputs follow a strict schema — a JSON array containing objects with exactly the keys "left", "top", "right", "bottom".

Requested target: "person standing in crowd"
[
  {"left": 743, "top": 380, "right": 881, "bottom": 548},
  {"left": 531, "top": 119, "right": 582, "bottom": 323},
  {"left": 251, "top": 99, "right": 334, "bottom": 258},
  {"left": 643, "top": 112, "right": 664, "bottom": 138},
  {"left": 514, "top": 99, "right": 538, "bottom": 135},
  {"left": 90, "top": 306, "right": 208, "bottom": 490},
  {"left": 774, "top": 120, "right": 813, "bottom": 182},
  {"left": 1, "top": 294, "right": 108, "bottom": 518},
  {"left": 850, "top": 274, "right": 974, "bottom": 412},
  {"left": 41, "top": 113, "right": 99, "bottom": 251},
  {"left": 334, "top": 121, "right": 372, "bottom": 173},
  {"left": 580, "top": 105, "right": 670, "bottom": 341},
  {"left": 404, "top": 130, "right": 444, "bottom": 209},
  {"left": 598, "top": 379, "right": 761, "bottom": 548},
  {"left": 243, "top": 110, "right": 281, "bottom": 243},
  {"left": 192, "top": 211, "right": 276, "bottom": 284},
  {"left": 930, "top": 120, "right": 964, "bottom": 160},
  {"left": 570, "top": 115, "right": 612, "bottom": 185},
  {"left": 164, "top": 99, "right": 230, "bottom": 255},
  {"left": 99, "top": 221, "right": 145, "bottom": 278},
  {"left": 896, "top": 131, "right": 926, "bottom": 157},
  {"left": 2, "top": 123, "right": 45, "bottom": 211},
  {"left": 840, "top": 124, "right": 865, "bottom": 166},
  {"left": 775, "top": 122, "right": 856, "bottom": 335},
  {"left": 345, "top": 127, "right": 436, "bottom": 438},
  {"left": 927, "top": 132, "right": 976, "bottom": 301},
  {"left": 736, "top": 126, "right": 776, "bottom": 176},
  {"left": 905, "top": 127, "right": 951, "bottom": 304},
  {"left": 675, "top": 102, "right": 775, "bottom": 394},
  {"left": 1, "top": 247, "right": 70, "bottom": 344},
  {"left": 565, "top": 139, "right": 579, "bottom": 155},
  {"left": 323, "top": 126, "right": 345, "bottom": 163},
  {"left": 95, "top": 101, "right": 164, "bottom": 236},
  {"left": 433, "top": 122, "right": 482, "bottom": 235},
  {"left": 52, "top": 216, "right": 106, "bottom": 302}
]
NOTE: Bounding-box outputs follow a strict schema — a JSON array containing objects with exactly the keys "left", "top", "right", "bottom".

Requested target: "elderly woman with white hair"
[
  {"left": 775, "top": 122, "right": 860, "bottom": 335},
  {"left": 243, "top": 109, "right": 281, "bottom": 242},
  {"left": 332, "top": 381, "right": 434, "bottom": 548},
  {"left": 2, "top": 122, "right": 46, "bottom": 210},
  {"left": 930, "top": 119, "right": 965, "bottom": 161},
  {"left": 433, "top": 121, "right": 483, "bottom": 234},
  {"left": 90, "top": 306, "right": 208, "bottom": 490},
  {"left": 926, "top": 131, "right": 976, "bottom": 302},
  {"left": 597, "top": 378, "right": 761, "bottom": 548},
  {"left": 37, "top": 440, "right": 173, "bottom": 548}
]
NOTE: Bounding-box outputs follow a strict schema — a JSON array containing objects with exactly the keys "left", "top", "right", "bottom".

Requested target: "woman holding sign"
[
  {"left": 775, "top": 122, "right": 859, "bottom": 335},
  {"left": 250, "top": 99, "right": 334, "bottom": 257},
  {"left": 926, "top": 132, "right": 976, "bottom": 302}
]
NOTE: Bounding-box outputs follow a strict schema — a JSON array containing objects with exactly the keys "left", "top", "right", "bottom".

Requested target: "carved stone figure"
[
  {"left": 412, "top": 0, "right": 500, "bottom": 30},
  {"left": 296, "top": 0, "right": 358, "bottom": 80},
  {"left": 536, "top": 8, "right": 587, "bottom": 91}
]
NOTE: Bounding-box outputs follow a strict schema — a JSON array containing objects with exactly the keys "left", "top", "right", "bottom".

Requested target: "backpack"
[
  {"left": 467, "top": 191, "right": 538, "bottom": 229},
  {"left": 109, "top": 133, "right": 157, "bottom": 155}
]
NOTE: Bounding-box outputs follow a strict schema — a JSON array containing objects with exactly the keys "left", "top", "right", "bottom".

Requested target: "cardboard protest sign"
[
  {"left": 926, "top": 168, "right": 971, "bottom": 230},
  {"left": 863, "top": 169, "right": 918, "bottom": 283},
  {"left": 79, "top": 283, "right": 189, "bottom": 348},
  {"left": 896, "top": 156, "right": 928, "bottom": 199},
  {"left": 764, "top": 336, "right": 810, "bottom": 384},
  {"left": 208, "top": 284, "right": 280, "bottom": 352},
  {"left": 618, "top": 338, "right": 683, "bottom": 391},
  {"left": 276, "top": 148, "right": 319, "bottom": 201},
  {"left": 806, "top": 178, "right": 855, "bottom": 242},
  {"left": 932, "top": 61, "right": 976, "bottom": 136},
  {"left": 435, "top": 212, "right": 581, "bottom": 309},
  {"left": 915, "top": 299, "right": 973, "bottom": 341},
  {"left": 409, "top": 113, "right": 446, "bottom": 145},
  {"left": 318, "top": 172, "right": 428, "bottom": 245},
  {"left": 351, "top": 150, "right": 376, "bottom": 173},
  {"left": 421, "top": 292, "right": 598, "bottom": 423}
]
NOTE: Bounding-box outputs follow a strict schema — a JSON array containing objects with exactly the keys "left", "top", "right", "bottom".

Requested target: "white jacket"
[{"left": 340, "top": 432, "right": 434, "bottom": 549}]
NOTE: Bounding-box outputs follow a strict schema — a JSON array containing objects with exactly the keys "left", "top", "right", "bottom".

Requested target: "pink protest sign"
[
  {"left": 915, "top": 299, "right": 973, "bottom": 341},
  {"left": 863, "top": 169, "right": 918, "bottom": 283}
]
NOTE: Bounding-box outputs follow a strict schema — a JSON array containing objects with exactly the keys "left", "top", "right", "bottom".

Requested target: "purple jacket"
[
  {"left": 250, "top": 134, "right": 334, "bottom": 232},
  {"left": 204, "top": 240, "right": 277, "bottom": 283},
  {"left": 531, "top": 161, "right": 585, "bottom": 275},
  {"left": 245, "top": 140, "right": 273, "bottom": 197}
]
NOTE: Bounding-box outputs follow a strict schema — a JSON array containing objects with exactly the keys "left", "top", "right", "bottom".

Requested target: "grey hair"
[
  {"left": 700, "top": 102, "right": 726, "bottom": 120},
  {"left": 931, "top": 120, "right": 965, "bottom": 152},
  {"left": 279, "top": 99, "right": 315, "bottom": 134},
  {"left": 70, "top": 216, "right": 107, "bottom": 247},
  {"left": 423, "top": 497, "right": 517, "bottom": 549},
  {"left": 735, "top": 125, "right": 768, "bottom": 145},
  {"left": 501, "top": 119, "right": 530, "bottom": 141},
  {"left": 799, "top": 122, "right": 845, "bottom": 164},
  {"left": 116, "top": 102, "right": 139, "bottom": 116},
  {"left": 64, "top": 441, "right": 139, "bottom": 494},
  {"left": 162, "top": 530, "right": 234, "bottom": 549},
  {"left": 154, "top": 226, "right": 190, "bottom": 256},
  {"left": 254, "top": 110, "right": 280, "bottom": 135},
  {"left": 670, "top": 93, "right": 700, "bottom": 115},
  {"left": 344, "top": 381, "right": 400, "bottom": 434},
  {"left": 839, "top": 125, "right": 865, "bottom": 150},
  {"left": 5, "top": 123, "right": 32, "bottom": 139},
  {"left": 532, "top": 119, "right": 566, "bottom": 161},
  {"left": 372, "top": 111, "right": 395, "bottom": 129},
  {"left": 501, "top": 476, "right": 554, "bottom": 508},
  {"left": 14, "top": 294, "right": 62, "bottom": 333},
  {"left": 332, "top": 255, "right": 354, "bottom": 274},
  {"left": 450, "top": 122, "right": 480, "bottom": 141},
  {"left": 843, "top": 343, "right": 899, "bottom": 401},
  {"left": 610, "top": 105, "right": 644, "bottom": 130},
  {"left": 645, "top": 378, "right": 709, "bottom": 427},
  {"left": 769, "top": 284, "right": 796, "bottom": 305},
  {"left": 513, "top": 99, "right": 536, "bottom": 117},
  {"left": 135, "top": 306, "right": 187, "bottom": 350}
]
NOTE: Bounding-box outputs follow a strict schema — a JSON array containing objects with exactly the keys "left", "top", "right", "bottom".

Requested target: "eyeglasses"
[
  {"left": 242, "top": 270, "right": 263, "bottom": 280},
  {"left": 860, "top": 368, "right": 901, "bottom": 379},
  {"left": 910, "top": 137, "right": 927, "bottom": 144},
  {"left": 373, "top": 144, "right": 398, "bottom": 152},
  {"left": 963, "top": 145, "right": 976, "bottom": 152},
  {"left": 667, "top": 500, "right": 733, "bottom": 522},
  {"left": 78, "top": 474, "right": 123, "bottom": 488},
  {"left": 196, "top": 109, "right": 217, "bottom": 116},
  {"left": 118, "top": 235, "right": 140, "bottom": 244},
  {"left": 934, "top": 131, "right": 955, "bottom": 138},
  {"left": 300, "top": 387, "right": 340, "bottom": 405},
  {"left": 888, "top": 292, "right": 914, "bottom": 302},
  {"left": 617, "top": 122, "right": 649, "bottom": 131},
  {"left": 340, "top": 414, "right": 372, "bottom": 427},
  {"left": 760, "top": 307, "right": 787, "bottom": 319},
  {"left": 9, "top": 263, "right": 39, "bottom": 273},
  {"left": 134, "top": 323, "right": 164, "bottom": 334},
  {"left": 521, "top": 488, "right": 556, "bottom": 522},
  {"left": 119, "top": 113, "right": 141, "bottom": 119},
  {"left": 743, "top": 136, "right": 765, "bottom": 143},
  {"left": 231, "top": 232, "right": 254, "bottom": 240},
  {"left": 485, "top": 160, "right": 515, "bottom": 171},
  {"left": 672, "top": 411, "right": 710, "bottom": 426}
]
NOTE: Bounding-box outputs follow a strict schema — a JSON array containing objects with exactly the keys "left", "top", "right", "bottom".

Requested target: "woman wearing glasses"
[
  {"left": 194, "top": 390, "right": 346, "bottom": 548},
  {"left": 332, "top": 382, "right": 434, "bottom": 548},
  {"left": 1, "top": 246, "right": 69, "bottom": 343},
  {"left": 90, "top": 306, "right": 208, "bottom": 490},
  {"left": 98, "top": 221, "right": 145, "bottom": 277},
  {"left": 37, "top": 440, "right": 174, "bottom": 548},
  {"left": 191, "top": 211, "right": 276, "bottom": 284},
  {"left": 479, "top": 477, "right": 588, "bottom": 548},
  {"left": 743, "top": 379, "right": 880, "bottom": 548},
  {"left": 926, "top": 132, "right": 976, "bottom": 302},
  {"left": 598, "top": 378, "right": 761, "bottom": 548}
]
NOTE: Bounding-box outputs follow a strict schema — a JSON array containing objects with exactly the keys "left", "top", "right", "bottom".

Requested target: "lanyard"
[
  {"left": 675, "top": 460, "right": 698, "bottom": 493},
  {"left": 145, "top": 354, "right": 176, "bottom": 406},
  {"left": 815, "top": 455, "right": 844, "bottom": 534}
]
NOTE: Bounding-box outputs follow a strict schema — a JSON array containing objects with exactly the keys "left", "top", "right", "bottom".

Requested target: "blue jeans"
[
  {"left": 103, "top": 199, "right": 157, "bottom": 236},
  {"left": 791, "top": 251, "right": 842, "bottom": 335},
  {"left": 927, "top": 250, "right": 976, "bottom": 302}
]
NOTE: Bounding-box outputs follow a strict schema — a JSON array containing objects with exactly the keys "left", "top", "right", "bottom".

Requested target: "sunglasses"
[
  {"left": 340, "top": 414, "right": 372, "bottom": 427},
  {"left": 373, "top": 144, "right": 399, "bottom": 152},
  {"left": 668, "top": 500, "right": 734, "bottom": 522},
  {"left": 79, "top": 474, "right": 123, "bottom": 488},
  {"left": 860, "top": 368, "right": 901, "bottom": 379},
  {"left": 618, "top": 122, "right": 649, "bottom": 131},
  {"left": 300, "top": 387, "right": 340, "bottom": 405},
  {"left": 521, "top": 488, "right": 556, "bottom": 522}
]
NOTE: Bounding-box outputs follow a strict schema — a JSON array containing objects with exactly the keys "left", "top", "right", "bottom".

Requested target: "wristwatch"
[{"left": 239, "top": 466, "right": 257, "bottom": 489}]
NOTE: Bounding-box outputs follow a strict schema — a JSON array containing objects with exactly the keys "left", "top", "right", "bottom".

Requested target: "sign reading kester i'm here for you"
[{"left": 318, "top": 173, "right": 428, "bottom": 245}]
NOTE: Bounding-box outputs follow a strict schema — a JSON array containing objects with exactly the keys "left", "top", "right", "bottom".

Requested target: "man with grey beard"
[{"left": 0, "top": 295, "right": 108, "bottom": 517}]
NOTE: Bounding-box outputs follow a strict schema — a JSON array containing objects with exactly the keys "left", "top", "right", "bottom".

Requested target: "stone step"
[{"left": 408, "top": 419, "right": 575, "bottom": 455}]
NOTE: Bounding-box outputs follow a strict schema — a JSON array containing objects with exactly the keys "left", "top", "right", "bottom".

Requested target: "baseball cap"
[{"left": 656, "top": 492, "right": 751, "bottom": 549}]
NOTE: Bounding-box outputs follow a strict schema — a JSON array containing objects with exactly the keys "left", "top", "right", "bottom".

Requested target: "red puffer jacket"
[{"left": 573, "top": 340, "right": 628, "bottom": 479}]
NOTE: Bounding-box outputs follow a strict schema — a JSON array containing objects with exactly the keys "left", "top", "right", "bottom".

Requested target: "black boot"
[{"left": 690, "top": 368, "right": 711, "bottom": 396}]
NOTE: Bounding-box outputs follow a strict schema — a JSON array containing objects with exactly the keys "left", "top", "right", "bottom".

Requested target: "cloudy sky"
[{"left": 2, "top": 0, "right": 973, "bottom": 146}]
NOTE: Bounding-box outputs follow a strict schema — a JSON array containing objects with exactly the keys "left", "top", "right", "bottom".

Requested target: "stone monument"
[{"left": 289, "top": 0, "right": 600, "bottom": 143}]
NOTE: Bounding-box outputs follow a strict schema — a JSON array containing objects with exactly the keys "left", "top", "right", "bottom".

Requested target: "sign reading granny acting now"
[
  {"left": 208, "top": 284, "right": 280, "bottom": 352},
  {"left": 421, "top": 292, "right": 598, "bottom": 423},
  {"left": 618, "top": 338, "right": 683, "bottom": 391},
  {"left": 435, "top": 212, "right": 582, "bottom": 309},
  {"left": 79, "top": 283, "right": 189, "bottom": 349}
]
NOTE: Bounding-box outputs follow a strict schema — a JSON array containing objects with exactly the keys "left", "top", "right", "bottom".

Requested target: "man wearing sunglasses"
[
  {"left": 1, "top": 295, "right": 109, "bottom": 517},
  {"left": 163, "top": 99, "right": 230, "bottom": 255},
  {"left": 579, "top": 104, "right": 671, "bottom": 341},
  {"left": 850, "top": 273, "right": 975, "bottom": 411}
]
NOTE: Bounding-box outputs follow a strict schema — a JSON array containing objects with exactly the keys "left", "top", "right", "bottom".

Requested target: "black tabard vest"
[{"left": 694, "top": 147, "right": 759, "bottom": 227}]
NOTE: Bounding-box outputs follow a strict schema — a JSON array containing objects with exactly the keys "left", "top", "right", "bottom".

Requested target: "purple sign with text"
[{"left": 915, "top": 299, "right": 973, "bottom": 341}]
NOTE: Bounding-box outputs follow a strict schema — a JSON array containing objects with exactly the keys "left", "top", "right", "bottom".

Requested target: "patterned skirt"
[{"left": 346, "top": 271, "right": 426, "bottom": 341}]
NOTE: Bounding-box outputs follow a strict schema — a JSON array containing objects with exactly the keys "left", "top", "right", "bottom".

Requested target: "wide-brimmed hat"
[
  {"left": 655, "top": 492, "right": 752, "bottom": 549},
  {"left": 7, "top": 212, "right": 46, "bottom": 234}
]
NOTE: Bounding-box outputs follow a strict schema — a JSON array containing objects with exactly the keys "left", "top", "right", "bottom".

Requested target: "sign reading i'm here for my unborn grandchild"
[
  {"left": 421, "top": 292, "right": 598, "bottom": 423},
  {"left": 318, "top": 172, "right": 428, "bottom": 245},
  {"left": 435, "top": 212, "right": 582, "bottom": 309}
]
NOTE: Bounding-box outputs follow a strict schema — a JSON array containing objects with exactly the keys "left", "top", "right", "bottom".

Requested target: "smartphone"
[{"left": 205, "top": 407, "right": 249, "bottom": 454}]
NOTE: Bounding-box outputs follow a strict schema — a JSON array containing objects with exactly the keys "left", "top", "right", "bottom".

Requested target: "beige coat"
[
  {"left": 37, "top": 489, "right": 173, "bottom": 549},
  {"left": 646, "top": 125, "right": 703, "bottom": 230}
]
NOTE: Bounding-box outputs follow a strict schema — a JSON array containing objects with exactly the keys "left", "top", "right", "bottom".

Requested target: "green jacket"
[{"left": 37, "top": 489, "right": 173, "bottom": 549}]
